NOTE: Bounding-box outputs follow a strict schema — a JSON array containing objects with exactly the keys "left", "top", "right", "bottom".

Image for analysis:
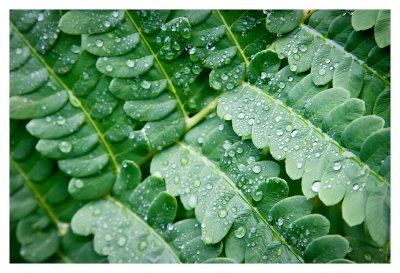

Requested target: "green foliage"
[{"left": 9, "top": 9, "right": 390, "bottom": 263}]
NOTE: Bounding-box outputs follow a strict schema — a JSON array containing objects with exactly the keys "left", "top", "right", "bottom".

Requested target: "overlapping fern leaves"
[{"left": 9, "top": 9, "right": 390, "bottom": 263}]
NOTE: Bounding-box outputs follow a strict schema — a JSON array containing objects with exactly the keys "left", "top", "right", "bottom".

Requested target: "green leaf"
[
  {"left": 332, "top": 57, "right": 364, "bottom": 97},
  {"left": 352, "top": 10, "right": 379, "bottom": 31},
  {"left": 304, "top": 235, "right": 349, "bottom": 263},
  {"left": 266, "top": 10, "right": 303, "bottom": 34},
  {"left": 374, "top": 10, "right": 390, "bottom": 48},
  {"left": 58, "top": 10, "right": 125, "bottom": 35}
]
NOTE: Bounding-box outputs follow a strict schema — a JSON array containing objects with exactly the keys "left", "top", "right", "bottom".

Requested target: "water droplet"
[
  {"left": 206, "top": 183, "right": 213, "bottom": 190},
  {"left": 112, "top": 11, "right": 119, "bottom": 18},
  {"left": 252, "top": 190, "right": 263, "bottom": 201},
  {"left": 252, "top": 165, "right": 261, "bottom": 174},
  {"left": 206, "top": 42, "right": 215, "bottom": 50},
  {"left": 293, "top": 53, "right": 300, "bottom": 60},
  {"left": 56, "top": 116, "right": 66, "bottom": 125},
  {"left": 260, "top": 72, "right": 267, "bottom": 79},
  {"left": 37, "top": 13, "right": 45, "bottom": 21},
  {"left": 278, "top": 82, "right": 286, "bottom": 89},
  {"left": 364, "top": 253, "right": 372, "bottom": 262},
  {"left": 193, "top": 179, "right": 201, "bottom": 188},
  {"left": 299, "top": 44, "right": 308, "bottom": 52},
  {"left": 325, "top": 58, "right": 331, "bottom": 64},
  {"left": 333, "top": 162, "right": 342, "bottom": 171},
  {"left": 234, "top": 226, "right": 246, "bottom": 238},
  {"left": 296, "top": 162, "right": 303, "bottom": 169},
  {"left": 218, "top": 124, "right": 224, "bottom": 131},
  {"left": 128, "top": 131, "right": 135, "bottom": 139},
  {"left": 314, "top": 152, "right": 321, "bottom": 158},
  {"left": 275, "top": 116, "right": 282, "bottom": 123},
  {"left": 95, "top": 39, "right": 104, "bottom": 47},
  {"left": 352, "top": 183, "right": 360, "bottom": 191},
  {"left": 250, "top": 227, "right": 257, "bottom": 233},
  {"left": 290, "top": 129, "right": 298, "bottom": 137},
  {"left": 276, "top": 129, "right": 284, "bottom": 136},
  {"left": 74, "top": 179, "right": 84, "bottom": 189},
  {"left": 288, "top": 76, "right": 293, "bottom": 82},
  {"left": 126, "top": 59, "right": 135, "bottom": 67},
  {"left": 197, "top": 137, "right": 204, "bottom": 144},
  {"left": 204, "top": 237, "right": 213, "bottom": 244},
  {"left": 277, "top": 218, "right": 283, "bottom": 226},
  {"left": 167, "top": 223, "right": 174, "bottom": 231},
  {"left": 223, "top": 114, "right": 232, "bottom": 121},
  {"left": 117, "top": 236, "right": 127, "bottom": 246},
  {"left": 138, "top": 241, "right": 148, "bottom": 251},
  {"left": 289, "top": 64, "right": 297, "bottom": 71},
  {"left": 15, "top": 48, "right": 22, "bottom": 55},
  {"left": 188, "top": 196, "right": 197, "bottom": 208},
  {"left": 218, "top": 209, "right": 227, "bottom": 218},
  {"left": 103, "top": 20, "right": 111, "bottom": 27},
  {"left": 237, "top": 112, "right": 245, "bottom": 119},
  {"left": 105, "top": 64, "right": 113, "bottom": 72},
  {"left": 237, "top": 147, "right": 244, "bottom": 154},
  {"left": 311, "top": 181, "right": 321, "bottom": 192},
  {"left": 318, "top": 68, "right": 326, "bottom": 76},
  {"left": 58, "top": 141, "right": 72, "bottom": 153},
  {"left": 141, "top": 80, "right": 151, "bottom": 89},
  {"left": 180, "top": 157, "right": 189, "bottom": 166}
]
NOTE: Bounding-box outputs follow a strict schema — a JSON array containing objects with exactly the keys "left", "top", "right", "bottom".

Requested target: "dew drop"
[
  {"left": 15, "top": 48, "right": 22, "bottom": 55},
  {"left": 218, "top": 124, "right": 224, "bottom": 131},
  {"left": 103, "top": 20, "right": 111, "bottom": 27},
  {"left": 117, "top": 236, "right": 127, "bottom": 246},
  {"left": 188, "top": 196, "right": 198, "bottom": 208},
  {"left": 223, "top": 114, "right": 232, "bottom": 121},
  {"left": 58, "top": 141, "right": 72, "bottom": 153},
  {"left": 333, "top": 162, "right": 342, "bottom": 171},
  {"left": 126, "top": 59, "right": 135, "bottom": 67},
  {"left": 95, "top": 39, "right": 104, "bottom": 47},
  {"left": 105, "top": 64, "right": 113, "bottom": 72},
  {"left": 56, "top": 116, "right": 66, "bottom": 125},
  {"left": 234, "top": 226, "right": 246, "bottom": 238},
  {"left": 167, "top": 223, "right": 174, "bottom": 231},
  {"left": 352, "top": 183, "right": 360, "bottom": 191},
  {"left": 237, "top": 112, "right": 245, "bottom": 119},
  {"left": 299, "top": 44, "right": 308, "bottom": 52},
  {"left": 314, "top": 152, "right": 321, "bottom": 158},
  {"left": 138, "top": 241, "right": 148, "bottom": 251},
  {"left": 112, "top": 11, "right": 119, "bottom": 18},
  {"left": 318, "top": 68, "right": 326, "bottom": 76},
  {"left": 288, "top": 76, "right": 293, "bottom": 82},
  {"left": 218, "top": 209, "right": 228, "bottom": 218},
  {"left": 74, "top": 179, "right": 84, "bottom": 189},
  {"left": 252, "top": 164, "right": 261, "bottom": 174},
  {"left": 180, "top": 157, "right": 189, "bottom": 166},
  {"left": 206, "top": 183, "right": 213, "bottom": 190},
  {"left": 296, "top": 162, "right": 303, "bottom": 169},
  {"left": 252, "top": 190, "right": 263, "bottom": 201},
  {"left": 277, "top": 218, "right": 283, "bottom": 226},
  {"left": 289, "top": 64, "right": 297, "bottom": 71},
  {"left": 141, "top": 80, "right": 151, "bottom": 89},
  {"left": 290, "top": 129, "right": 298, "bottom": 137},
  {"left": 311, "top": 181, "right": 321, "bottom": 192},
  {"left": 278, "top": 82, "right": 286, "bottom": 89},
  {"left": 276, "top": 129, "right": 284, "bottom": 136},
  {"left": 193, "top": 179, "right": 201, "bottom": 188}
]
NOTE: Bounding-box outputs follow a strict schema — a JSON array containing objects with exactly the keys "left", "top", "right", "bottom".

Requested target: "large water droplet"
[
  {"left": 74, "top": 179, "right": 84, "bottom": 189},
  {"left": 333, "top": 162, "right": 342, "bottom": 171},
  {"left": 188, "top": 196, "right": 197, "bottom": 208},
  {"left": 167, "top": 223, "right": 174, "bottom": 231},
  {"left": 117, "top": 236, "right": 127, "bottom": 246},
  {"left": 311, "top": 181, "right": 321, "bottom": 192},
  {"left": 95, "top": 39, "right": 104, "bottom": 47},
  {"left": 126, "top": 59, "right": 135, "bottom": 67},
  {"left": 105, "top": 64, "right": 113, "bottom": 72},
  {"left": 252, "top": 190, "right": 263, "bottom": 201},
  {"left": 234, "top": 226, "right": 246, "bottom": 238},
  {"left": 277, "top": 218, "right": 283, "bottom": 226},
  {"left": 318, "top": 68, "right": 326, "bottom": 76},
  {"left": 252, "top": 164, "right": 261, "bottom": 174},
  {"left": 218, "top": 209, "right": 228, "bottom": 218},
  {"left": 352, "top": 183, "right": 360, "bottom": 191},
  {"left": 58, "top": 141, "right": 72, "bottom": 153}
]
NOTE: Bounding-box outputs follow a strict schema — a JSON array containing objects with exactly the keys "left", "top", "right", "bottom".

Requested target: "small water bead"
[
  {"left": 141, "top": 80, "right": 151, "bottom": 89},
  {"left": 206, "top": 42, "right": 215, "bottom": 50},
  {"left": 222, "top": 140, "right": 232, "bottom": 150},
  {"left": 37, "top": 13, "right": 45, "bottom": 21},
  {"left": 288, "top": 76, "right": 294, "bottom": 82},
  {"left": 364, "top": 253, "right": 372, "bottom": 262},
  {"left": 218, "top": 209, "right": 228, "bottom": 218},
  {"left": 290, "top": 129, "right": 298, "bottom": 138},
  {"left": 128, "top": 131, "right": 135, "bottom": 139},
  {"left": 332, "top": 162, "right": 342, "bottom": 171},
  {"left": 45, "top": 116, "right": 52, "bottom": 122},
  {"left": 299, "top": 44, "right": 308, "bottom": 52},
  {"left": 204, "top": 237, "right": 213, "bottom": 244},
  {"left": 275, "top": 116, "right": 282, "bottom": 123},
  {"left": 188, "top": 196, "right": 198, "bottom": 208},
  {"left": 218, "top": 124, "right": 224, "bottom": 131},
  {"left": 252, "top": 190, "right": 263, "bottom": 201},
  {"left": 314, "top": 152, "right": 321, "bottom": 158},
  {"left": 237, "top": 112, "right": 245, "bottom": 119},
  {"left": 15, "top": 48, "right": 23, "bottom": 55},
  {"left": 112, "top": 11, "right": 119, "bottom": 17},
  {"left": 206, "top": 183, "right": 213, "bottom": 190},
  {"left": 352, "top": 183, "right": 360, "bottom": 191},
  {"left": 167, "top": 223, "right": 174, "bottom": 231},
  {"left": 234, "top": 226, "right": 246, "bottom": 238},
  {"left": 278, "top": 82, "right": 286, "bottom": 89},
  {"left": 250, "top": 227, "right": 257, "bottom": 233},
  {"left": 56, "top": 116, "right": 66, "bottom": 125},
  {"left": 318, "top": 68, "right": 326, "bottom": 76},
  {"left": 74, "top": 179, "right": 84, "bottom": 189},
  {"left": 193, "top": 179, "right": 201, "bottom": 188},
  {"left": 221, "top": 74, "right": 229, "bottom": 81},
  {"left": 103, "top": 20, "right": 111, "bottom": 27},
  {"left": 180, "top": 157, "right": 189, "bottom": 166},
  {"left": 252, "top": 164, "right": 261, "bottom": 174},
  {"left": 311, "top": 181, "right": 321, "bottom": 192},
  {"left": 126, "top": 59, "right": 135, "bottom": 67},
  {"left": 277, "top": 218, "right": 284, "bottom": 226},
  {"left": 236, "top": 147, "right": 244, "bottom": 154},
  {"left": 260, "top": 72, "right": 267, "bottom": 79},
  {"left": 105, "top": 64, "right": 113, "bottom": 72},
  {"left": 117, "top": 236, "right": 127, "bottom": 246},
  {"left": 289, "top": 64, "right": 298, "bottom": 71},
  {"left": 296, "top": 162, "right": 303, "bottom": 169},
  {"left": 138, "top": 241, "right": 148, "bottom": 251},
  {"left": 197, "top": 137, "right": 204, "bottom": 144},
  {"left": 276, "top": 129, "right": 284, "bottom": 136},
  {"left": 223, "top": 114, "right": 232, "bottom": 121},
  {"left": 293, "top": 53, "right": 300, "bottom": 60},
  {"left": 58, "top": 141, "right": 72, "bottom": 153},
  {"left": 95, "top": 39, "right": 104, "bottom": 47},
  {"left": 325, "top": 58, "right": 331, "bottom": 64}
]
